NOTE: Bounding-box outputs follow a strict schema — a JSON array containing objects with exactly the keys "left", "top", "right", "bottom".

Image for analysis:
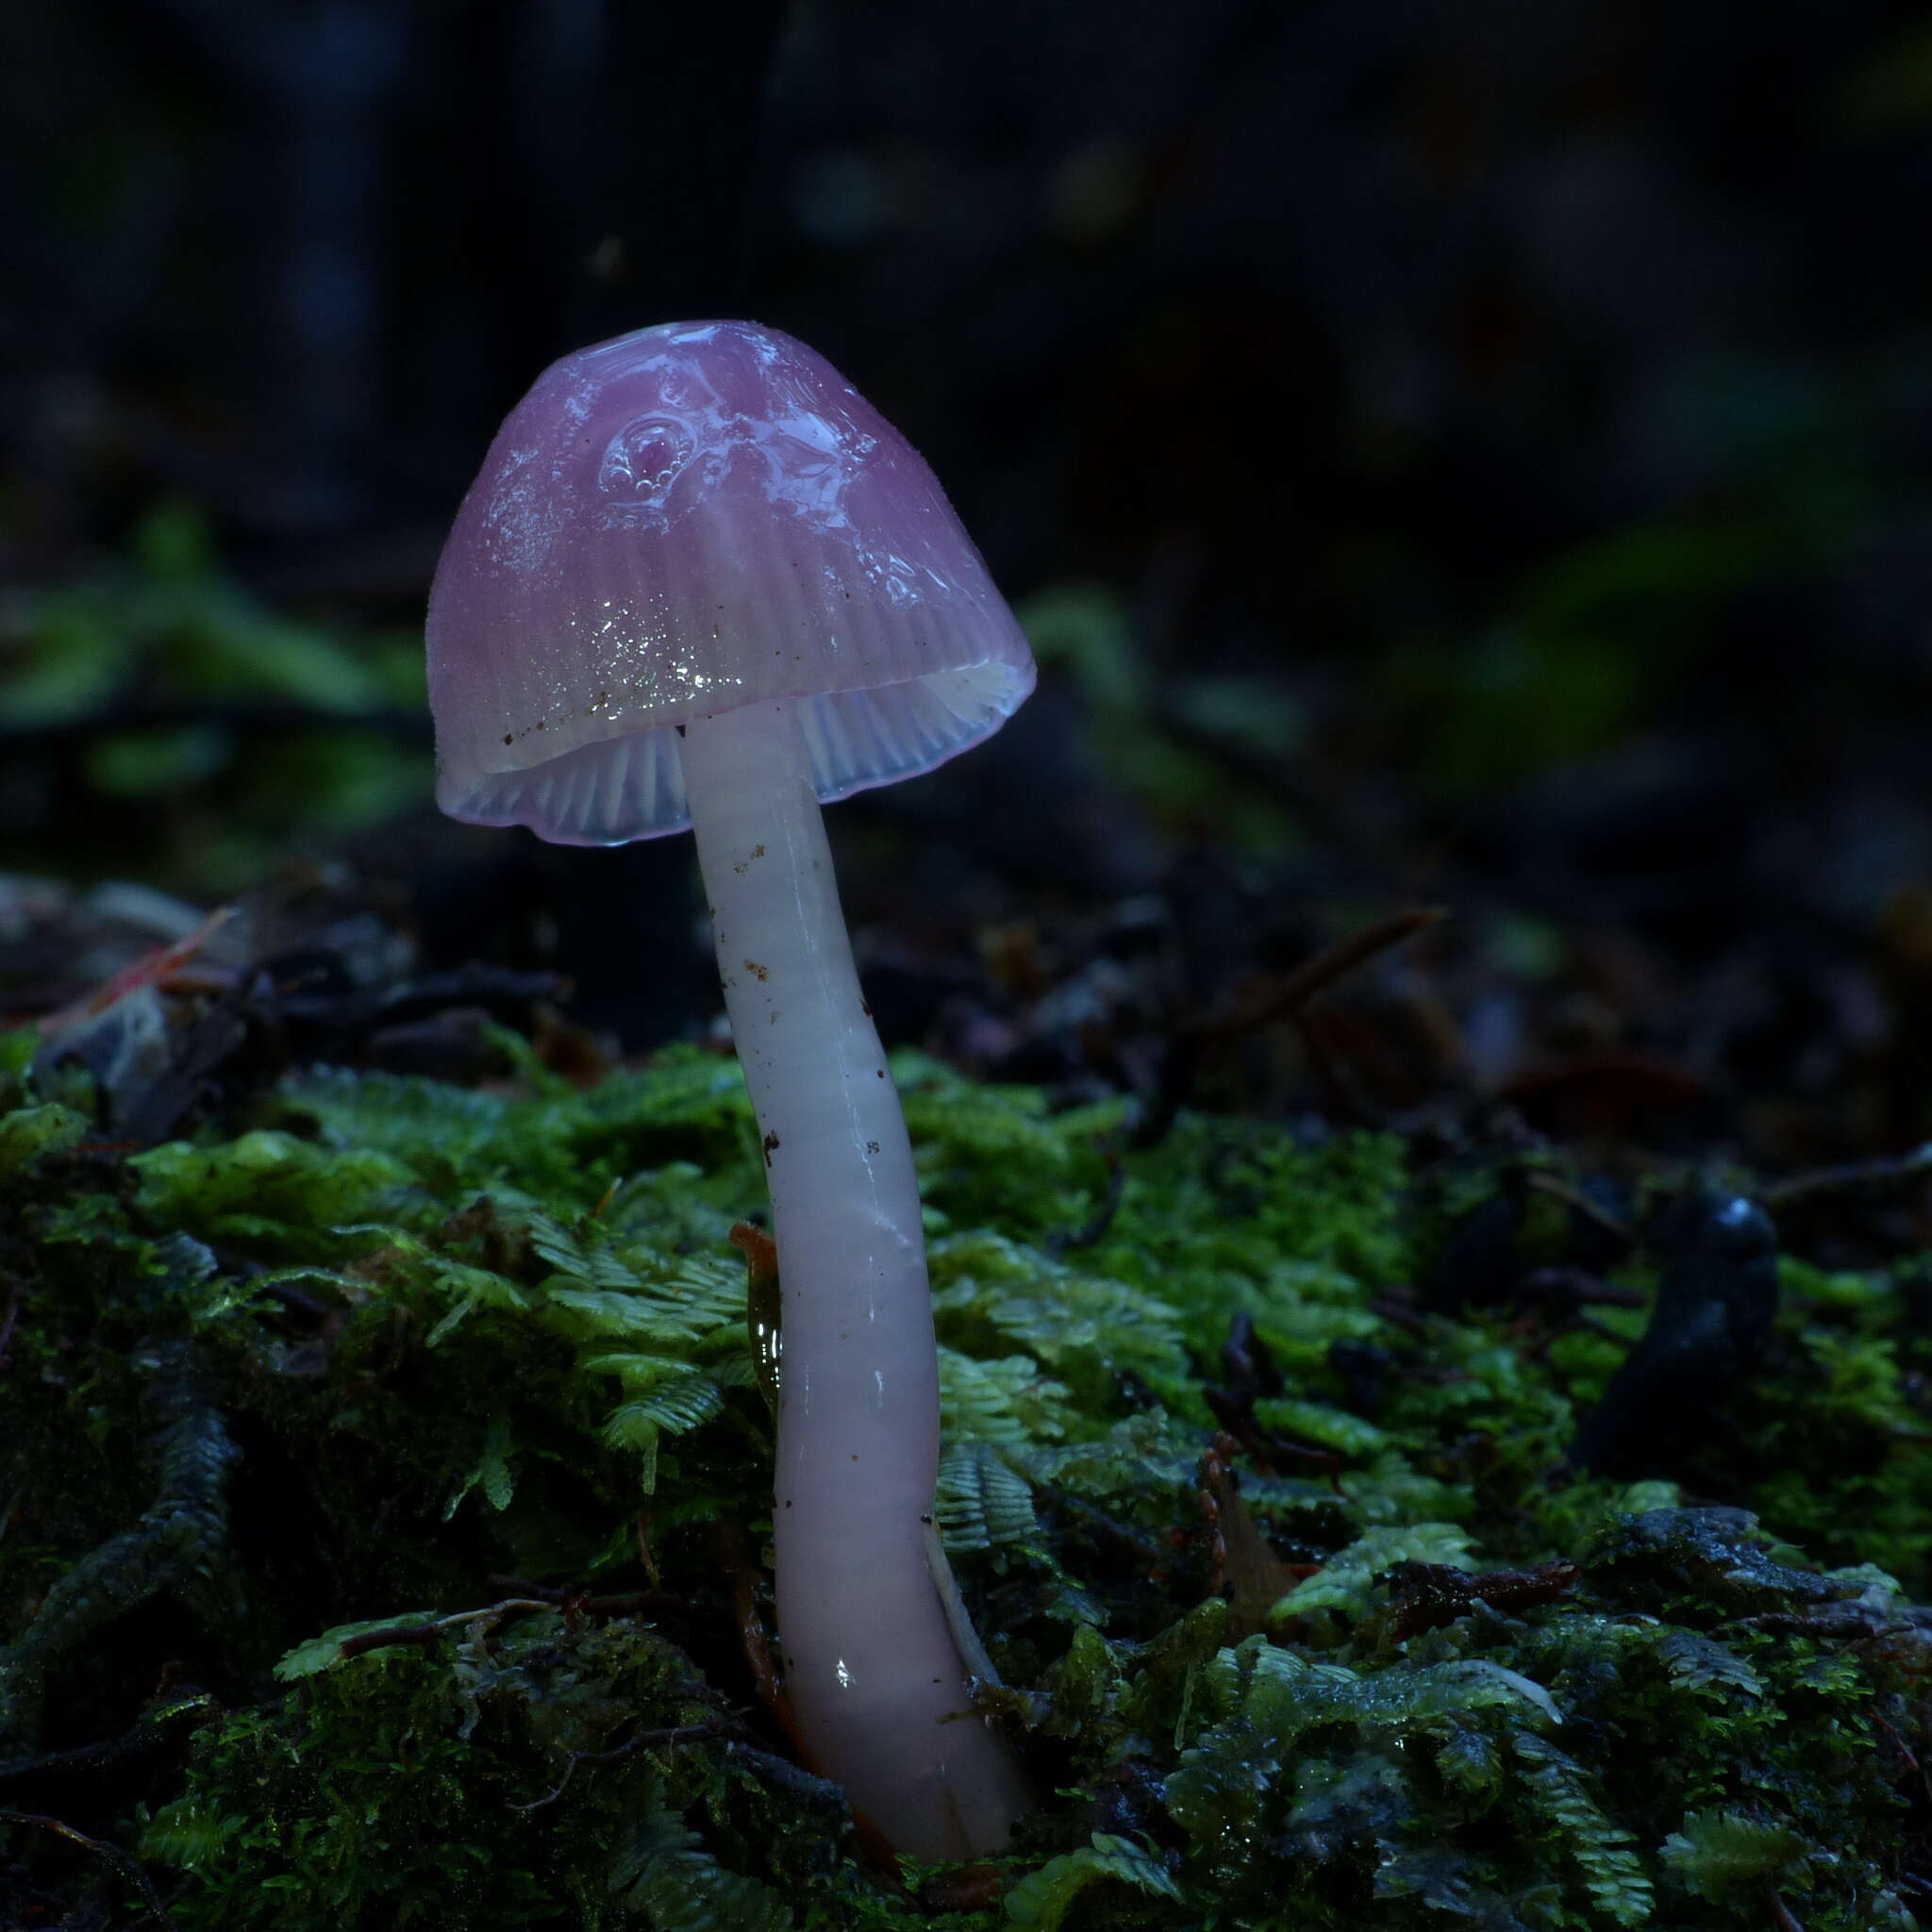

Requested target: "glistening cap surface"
[{"left": 426, "top": 320, "right": 1036, "bottom": 844}]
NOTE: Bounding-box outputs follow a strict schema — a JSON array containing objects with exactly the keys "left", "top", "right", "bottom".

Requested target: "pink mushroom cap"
[{"left": 426, "top": 320, "right": 1036, "bottom": 845}]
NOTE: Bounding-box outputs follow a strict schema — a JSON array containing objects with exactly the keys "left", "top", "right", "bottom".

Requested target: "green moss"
[
  {"left": 138, "top": 1611, "right": 822, "bottom": 1932},
  {"left": 0, "top": 506, "right": 429, "bottom": 888},
  {"left": 2, "top": 1043, "right": 1925, "bottom": 1927}
]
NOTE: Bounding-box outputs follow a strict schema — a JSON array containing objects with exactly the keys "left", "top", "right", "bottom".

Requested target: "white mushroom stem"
[{"left": 679, "top": 698, "right": 1031, "bottom": 1863}]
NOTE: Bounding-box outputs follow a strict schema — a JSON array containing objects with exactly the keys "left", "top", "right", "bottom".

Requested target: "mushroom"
[{"left": 425, "top": 321, "right": 1035, "bottom": 1859}]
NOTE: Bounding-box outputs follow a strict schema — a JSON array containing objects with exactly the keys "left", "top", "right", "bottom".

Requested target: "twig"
[
  {"left": 338, "top": 1583, "right": 684, "bottom": 1663},
  {"left": 482, "top": 1575, "right": 681, "bottom": 1618},
  {"left": 634, "top": 1508, "right": 663, "bottom": 1591},
  {"left": 1188, "top": 906, "right": 1449, "bottom": 1041},
  {"left": 334, "top": 1598, "right": 558, "bottom": 1660},
  {"left": 35, "top": 907, "right": 235, "bottom": 1036},
  {"left": 0, "top": 1696, "right": 216, "bottom": 1790},
  {"left": 713, "top": 1522, "right": 791, "bottom": 1730},
  {"left": 0, "top": 1807, "right": 179, "bottom": 1929},
  {"left": 1046, "top": 1490, "right": 1165, "bottom": 1562},
  {"left": 1871, "top": 1709, "right": 1932, "bottom": 1805},
  {"left": 1763, "top": 1142, "right": 1932, "bottom": 1214},
  {"left": 1137, "top": 907, "right": 1446, "bottom": 1144},
  {"left": 1523, "top": 1170, "right": 1636, "bottom": 1247},
  {"left": 508, "top": 1716, "right": 741, "bottom": 1814},
  {"left": 1043, "top": 1151, "right": 1124, "bottom": 1258}
]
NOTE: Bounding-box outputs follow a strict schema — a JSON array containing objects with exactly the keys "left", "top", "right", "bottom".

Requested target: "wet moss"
[{"left": 2, "top": 1039, "right": 1926, "bottom": 1926}]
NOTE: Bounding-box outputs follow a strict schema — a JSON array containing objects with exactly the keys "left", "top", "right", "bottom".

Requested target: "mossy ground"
[{"left": 2, "top": 1035, "right": 1927, "bottom": 1929}]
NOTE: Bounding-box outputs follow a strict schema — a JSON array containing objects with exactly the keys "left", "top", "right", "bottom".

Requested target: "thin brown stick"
[
  {"left": 0, "top": 1698, "right": 216, "bottom": 1790},
  {"left": 1185, "top": 906, "right": 1449, "bottom": 1042},
  {"left": 1763, "top": 1141, "right": 1932, "bottom": 1213},
  {"left": 1138, "top": 906, "right": 1447, "bottom": 1144},
  {"left": 714, "top": 1522, "right": 791, "bottom": 1730},
  {"left": 333, "top": 1598, "right": 558, "bottom": 1660},
  {"left": 483, "top": 1575, "right": 680, "bottom": 1617},
  {"left": 1043, "top": 1152, "right": 1124, "bottom": 1259},
  {"left": 1523, "top": 1170, "right": 1636, "bottom": 1247},
  {"left": 508, "top": 1716, "right": 741, "bottom": 1813},
  {"left": 0, "top": 1807, "right": 179, "bottom": 1929},
  {"left": 339, "top": 1582, "right": 684, "bottom": 1663}
]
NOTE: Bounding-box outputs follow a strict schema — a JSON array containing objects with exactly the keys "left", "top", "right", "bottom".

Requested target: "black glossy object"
[{"left": 1570, "top": 1191, "right": 1779, "bottom": 1479}]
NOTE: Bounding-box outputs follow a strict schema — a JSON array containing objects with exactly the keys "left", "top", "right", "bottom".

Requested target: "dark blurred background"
[{"left": 4, "top": 0, "right": 1932, "bottom": 1175}]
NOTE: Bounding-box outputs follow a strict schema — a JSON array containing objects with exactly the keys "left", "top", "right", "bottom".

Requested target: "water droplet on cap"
[{"left": 599, "top": 415, "right": 694, "bottom": 499}]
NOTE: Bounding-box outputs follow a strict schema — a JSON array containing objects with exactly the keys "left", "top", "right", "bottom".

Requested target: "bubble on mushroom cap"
[{"left": 426, "top": 321, "right": 1036, "bottom": 845}]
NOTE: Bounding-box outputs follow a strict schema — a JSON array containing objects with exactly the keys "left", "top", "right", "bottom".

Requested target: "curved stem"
[{"left": 679, "top": 699, "right": 1029, "bottom": 1861}]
